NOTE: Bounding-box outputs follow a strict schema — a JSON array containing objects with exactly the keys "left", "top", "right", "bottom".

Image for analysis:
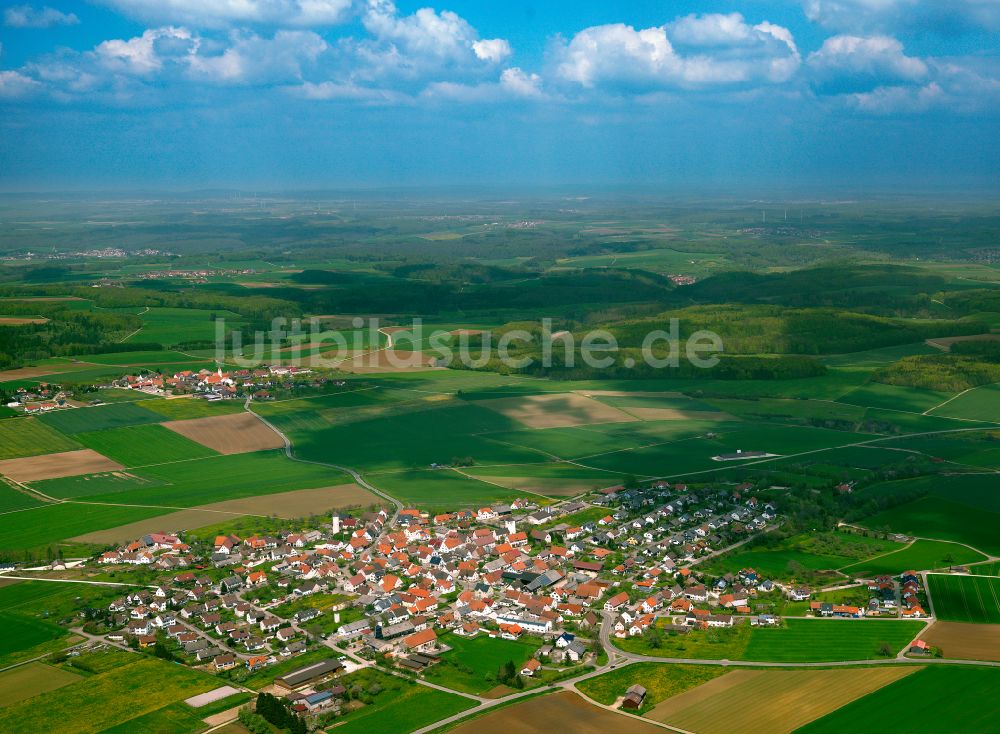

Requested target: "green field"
[
  {"left": 793, "top": 666, "right": 999, "bottom": 733},
  {"left": 927, "top": 574, "right": 1000, "bottom": 623},
  {"left": 33, "top": 451, "right": 345, "bottom": 506},
  {"left": 372, "top": 469, "right": 529, "bottom": 509},
  {"left": 701, "top": 532, "right": 905, "bottom": 579},
  {"left": 576, "top": 663, "right": 726, "bottom": 711},
  {"left": 139, "top": 397, "right": 246, "bottom": 420},
  {"left": 0, "top": 662, "right": 82, "bottom": 708},
  {"left": 836, "top": 383, "right": 954, "bottom": 412},
  {"left": 73, "top": 424, "right": 218, "bottom": 467},
  {"left": 928, "top": 384, "right": 1000, "bottom": 422},
  {"left": 124, "top": 307, "right": 246, "bottom": 346},
  {"left": 0, "top": 483, "right": 45, "bottom": 513},
  {"left": 39, "top": 402, "right": 164, "bottom": 435},
  {"left": 424, "top": 633, "right": 543, "bottom": 695},
  {"left": 0, "top": 418, "right": 81, "bottom": 459},
  {"left": 0, "top": 611, "right": 71, "bottom": 667},
  {"left": 741, "top": 619, "right": 925, "bottom": 662},
  {"left": 615, "top": 619, "right": 925, "bottom": 662},
  {"left": 0, "top": 655, "right": 219, "bottom": 734},
  {"left": 73, "top": 350, "right": 203, "bottom": 366},
  {"left": 331, "top": 671, "right": 475, "bottom": 734},
  {"left": 0, "top": 502, "right": 167, "bottom": 552},
  {"left": 841, "top": 539, "right": 987, "bottom": 576},
  {"left": 859, "top": 474, "right": 1000, "bottom": 561}
]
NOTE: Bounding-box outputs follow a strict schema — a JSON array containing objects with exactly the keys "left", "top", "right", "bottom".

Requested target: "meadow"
[
  {"left": 575, "top": 662, "right": 726, "bottom": 710},
  {"left": 371, "top": 469, "right": 529, "bottom": 508},
  {"left": 927, "top": 574, "right": 1000, "bottom": 624},
  {"left": 0, "top": 662, "right": 81, "bottom": 708},
  {"left": 841, "top": 539, "right": 987, "bottom": 577},
  {"left": 424, "top": 633, "right": 543, "bottom": 695},
  {"left": 316, "top": 669, "right": 474, "bottom": 734},
  {"left": 0, "top": 656, "right": 220, "bottom": 734},
  {"left": 928, "top": 384, "right": 1000, "bottom": 422},
  {"left": 859, "top": 497, "right": 1000, "bottom": 556},
  {"left": 793, "top": 666, "right": 999, "bottom": 733},
  {"left": 0, "top": 483, "right": 44, "bottom": 512}
]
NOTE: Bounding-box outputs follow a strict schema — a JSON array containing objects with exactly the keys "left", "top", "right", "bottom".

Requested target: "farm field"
[
  {"left": 928, "top": 384, "right": 1000, "bottom": 422},
  {"left": 38, "top": 402, "right": 164, "bottom": 434},
  {"left": 464, "top": 464, "right": 621, "bottom": 496},
  {"left": 74, "top": 350, "right": 203, "bottom": 366},
  {"left": 921, "top": 621, "right": 1000, "bottom": 662},
  {"left": 740, "top": 619, "right": 926, "bottom": 662},
  {"left": 835, "top": 383, "right": 953, "bottom": 412},
  {"left": 139, "top": 397, "right": 247, "bottom": 420},
  {"left": 372, "top": 469, "right": 529, "bottom": 508},
  {"left": 163, "top": 412, "right": 285, "bottom": 454},
  {"left": 647, "top": 667, "right": 917, "bottom": 734},
  {"left": 0, "top": 611, "right": 73, "bottom": 668},
  {"left": 841, "top": 539, "right": 988, "bottom": 576},
  {"left": 73, "top": 424, "right": 218, "bottom": 466},
  {"left": 0, "top": 502, "right": 169, "bottom": 553},
  {"left": 0, "top": 483, "right": 44, "bottom": 512},
  {"left": 0, "top": 449, "right": 123, "bottom": 483},
  {"left": 423, "top": 633, "right": 543, "bottom": 695},
  {"left": 793, "top": 666, "right": 999, "bottom": 733},
  {"left": 0, "top": 662, "right": 82, "bottom": 708},
  {"left": 472, "top": 392, "right": 639, "bottom": 428},
  {"left": 33, "top": 451, "right": 346, "bottom": 507},
  {"left": 124, "top": 307, "right": 246, "bottom": 346},
  {"left": 0, "top": 655, "right": 219, "bottom": 734},
  {"left": 700, "top": 532, "right": 905, "bottom": 579},
  {"left": 323, "top": 671, "right": 474, "bottom": 734},
  {"left": 69, "top": 482, "right": 377, "bottom": 544},
  {"left": 448, "top": 691, "right": 667, "bottom": 734},
  {"left": 927, "top": 574, "right": 1000, "bottom": 623},
  {"left": 615, "top": 619, "right": 925, "bottom": 662},
  {"left": 575, "top": 663, "right": 726, "bottom": 711},
  {"left": 0, "top": 418, "right": 81, "bottom": 459}
]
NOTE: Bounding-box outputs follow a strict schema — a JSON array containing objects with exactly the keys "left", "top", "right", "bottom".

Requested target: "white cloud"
[
  {"left": 96, "top": 0, "right": 352, "bottom": 28},
  {"left": 849, "top": 81, "right": 943, "bottom": 113},
  {"left": 803, "top": 0, "right": 1000, "bottom": 33},
  {"left": 355, "top": 0, "right": 512, "bottom": 80},
  {"left": 808, "top": 35, "right": 928, "bottom": 90},
  {"left": 187, "top": 30, "right": 327, "bottom": 84},
  {"left": 552, "top": 14, "right": 799, "bottom": 90},
  {"left": 3, "top": 4, "right": 79, "bottom": 28},
  {"left": 95, "top": 27, "right": 194, "bottom": 75},
  {"left": 500, "top": 67, "right": 543, "bottom": 97},
  {"left": 0, "top": 69, "right": 42, "bottom": 98},
  {"left": 473, "top": 38, "right": 512, "bottom": 64}
]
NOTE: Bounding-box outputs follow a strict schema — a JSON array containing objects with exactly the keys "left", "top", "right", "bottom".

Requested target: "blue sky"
[{"left": 1, "top": 0, "right": 999, "bottom": 191}]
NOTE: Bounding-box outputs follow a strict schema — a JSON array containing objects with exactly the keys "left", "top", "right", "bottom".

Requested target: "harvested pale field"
[
  {"left": 0, "top": 662, "right": 81, "bottom": 708},
  {"left": 0, "top": 364, "right": 93, "bottom": 382},
  {"left": 922, "top": 621, "right": 1000, "bottom": 662},
  {"left": 926, "top": 333, "right": 1000, "bottom": 351},
  {"left": 647, "top": 667, "right": 918, "bottom": 734},
  {"left": 450, "top": 691, "right": 663, "bottom": 734},
  {"left": 449, "top": 329, "right": 485, "bottom": 336},
  {"left": 0, "top": 317, "right": 48, "bottom": 325},
  {"left": 475, "top": 393, "right": 637, "bottom": 429},
  {"left": 185, "top": 685, "right": 243, "bottom": 708},
  {"left": 69, "top": 483, "right": 377, "bottom": 544},
  {"left": 574, "top": 390, "right": 687, "bottom": 398},
  {"left": 619, "top": 407, "right": 735, "bottom": 421},
  {"left": 323, "top": 349, "right": 443, "bottom": 373},
  {"left": 0, "top": 449, "right": 123, "bottom": 483},
  {"left": 465, "top": 474, "right": 612, "bottom": 497},
  {"left": 163, "top": 412, "right": 284, "bottom": 454}
]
